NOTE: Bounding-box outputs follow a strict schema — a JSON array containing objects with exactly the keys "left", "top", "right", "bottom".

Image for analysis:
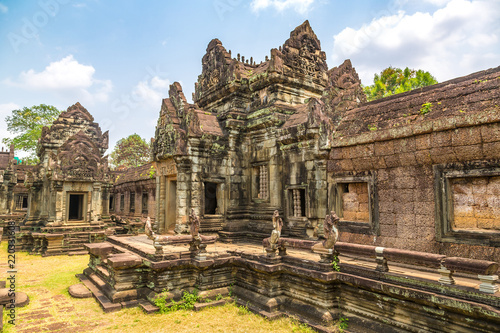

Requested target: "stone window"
[
  {"left": 253, "top": 164, "right": 268, "bottom": 201},
  {"left": 451, "top": 177, "right": 499, "bottom": 231},
  {"left": 130, "top": 192, "right": 135, "bottom": 213},
  {"left": 338, "top": 183, "right": 370, "bottom": 223},
  {"left": 15, "top": 194, "right": 28, "bottom": 211},
  {"left": 109, "top": 194, "right": 115, "bottom": 212},
  {"left": 120, "top": 194, "right": 124, "bottom": 212},
  {"left": 435, "top": 162, "right": 500, "bottom": 246},
  {"left": 288, "top": 188, "right": 306, "bottom": 217},
  {"left": 329, "top": 172, "right": 379, "bottom": 235},
  {"left": 142, "top": 192, "right": 148, "bottom": 214}
]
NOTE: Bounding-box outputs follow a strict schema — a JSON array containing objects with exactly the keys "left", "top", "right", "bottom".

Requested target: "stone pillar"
[
  {"left": 156, "top": 174, "right": 163, "bottom": 233},
  {"left": 43, "top": 234, "right": 64, "bottom": 256},
  {"left": 91, "top": 183, "right": 102, "bottom": 225},
  {"left": 53, "top": 181, "right": 63, "bottom": 226},
  {"left": 101, "top": 184, "right": 110, "bottom": 218},
  {"left": 149, "top": 187, "right": 156, "bottom": 220},
  {"left": 39, "top": 179, "right": 50, "bottom": 223},
  {"left": 175, "top": 158, "right": 191, "bottom": 234}
]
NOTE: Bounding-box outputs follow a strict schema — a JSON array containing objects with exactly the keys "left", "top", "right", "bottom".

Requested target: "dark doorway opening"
[
  {"left": 22, "top": 196, "right": 28, "bottom": 209},
  {"left": 68, "top": 194, "right": 84, "bottom": 220},
  {"left": 109, "top": 195, "right": 114, "bottom": 211},
  {"left": 204, "top": 182, "right": 218, "bottom": 215}
]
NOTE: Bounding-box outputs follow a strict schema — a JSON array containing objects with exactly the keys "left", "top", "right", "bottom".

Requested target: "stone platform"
[{"left": 79, "top": 235, "right": 500, "bottom": 333}]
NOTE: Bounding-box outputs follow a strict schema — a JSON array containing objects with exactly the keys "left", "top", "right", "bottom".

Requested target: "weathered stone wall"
[{"left": 328, "top": 66, "right": 500, "bottom": 262}]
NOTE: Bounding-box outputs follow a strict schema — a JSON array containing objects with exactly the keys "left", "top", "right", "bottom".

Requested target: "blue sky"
[{"left": 1, "top": 0, "right": 499, "bottom": 157}]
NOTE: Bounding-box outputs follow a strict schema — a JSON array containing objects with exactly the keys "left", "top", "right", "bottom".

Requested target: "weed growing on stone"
[
  {"left": 338, "top": 314, "right": 349, "bottom": 332},
  {"left": 332, "top": 255, "right": 340, "bottom": 272},
  {"left": 420, "top": 102, "right": 433, "bottom": 115},
  {"left": 237, "top": 302, "right": 251, "bottom": 315}
]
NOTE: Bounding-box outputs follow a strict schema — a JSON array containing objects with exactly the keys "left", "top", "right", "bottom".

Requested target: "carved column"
[
  {"left": 175, "top": 158, "right": 190, "bottom": 234},
  {"left": 91, "top": 182, "right": 102, "bottom": 225},
  {"left": 53, "top": 181, "right": 63, "bottom": 226},
  {"left": 101, "top": 183, "right": 110, "bottom": 218}
]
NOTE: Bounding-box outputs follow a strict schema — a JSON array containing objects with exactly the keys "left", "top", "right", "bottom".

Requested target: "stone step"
[
  {"left": 68, "top": 250, "right": 89, "bottom": 256},
  {"left": 77, "top": 274, "right": 121, "bottom": 313},
  {"left": 138, "top": 299, "right": 159, "bottom": 314}
]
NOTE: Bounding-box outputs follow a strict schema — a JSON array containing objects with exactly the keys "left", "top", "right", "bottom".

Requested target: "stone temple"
[{"left": 1, "top": 20, "right": 500, "bottom": 332}]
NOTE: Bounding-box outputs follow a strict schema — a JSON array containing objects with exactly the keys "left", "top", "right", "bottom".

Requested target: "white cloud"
[
  {"left": 331, "top": 0, "right": 500, "bottom": 84},
  {"left": 132, "top": 76, "right": 170, "bottom": 109},
  {"left": 0, "top": 103, "right": 21, "bottom": 145},
  {"left": 0, "top": 4, "right": 8, "bottom": 14},
  {"left": 4, "top": 55, "right": 113, "bottom": 104},
  {"left": 251, "top": 0, "right": 315, "bottom": 14}
]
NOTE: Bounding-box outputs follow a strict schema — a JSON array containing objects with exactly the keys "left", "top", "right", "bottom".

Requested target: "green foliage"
[
  {"left": 367, "top": 124, "right": 378, "bottom": 131},
  {"left": 154, "top": 289, "right": 200, "bottom": 314},
  {"left": 364, "top": 67, "right": 438, "bottom": 101},
  {"left": 147, "top": 165, "right": 156, "bottom": 179},
  {"left": 339, "top": 315, "right": 349, "bottom": 332},
  {"left": 332, "top": 255, "right": 340, "bottom": 272},
  {"left": 420, "top": 102, "right": 433, "bottom": 115},
  {"left": 110, "top": 133, "right": 151, "bottom": 169},
  {"left": 2, "top": 104, "right": 61, "bottom": 164}
]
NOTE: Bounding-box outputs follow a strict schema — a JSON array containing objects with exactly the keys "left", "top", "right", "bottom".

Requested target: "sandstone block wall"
[{"left": 328, "top": 121, "right": 500, "bottom": 261}]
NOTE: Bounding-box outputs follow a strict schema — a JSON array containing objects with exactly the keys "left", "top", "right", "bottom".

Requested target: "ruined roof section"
[
  {"left": 194, "top": 38, "right": 239, "bottom": 104},
  {"left": 0, "top": 152, "right": 10, "bottom": 170},
  {"left": 58, "top": 102, "right": 94, "bottom": 122},
  {"left": 114, "top": 162, "right": 155, "bottom": 185},
  {"left": 333, "top": 66, "right": 500, "bottom": 147},
  {"left": 39, "top": 102, "right": 108, "bottom": 157},
  {"left": 196, "top": 111, "right": 223, "bottom": 136}
]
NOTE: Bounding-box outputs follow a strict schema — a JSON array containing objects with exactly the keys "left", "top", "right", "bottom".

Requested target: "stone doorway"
[
  {"left": 68, "top": 194, "right": 85, "bottom": 221},
  {"left": 204, "top": 182, "right": 218, "bottom": 215},
  {"left": 166, "top": 180, "right": 177, "bottom": 230}
]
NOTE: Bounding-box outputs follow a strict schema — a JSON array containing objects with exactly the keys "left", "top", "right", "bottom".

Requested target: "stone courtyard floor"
[{"left": 113, "top": 235, "right": 482, "bottom": 290}]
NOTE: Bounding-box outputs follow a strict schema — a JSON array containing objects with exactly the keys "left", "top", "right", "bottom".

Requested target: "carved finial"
[
  {"left": 237, "top": 53, "right": 240, "bottom": 61},
  {"left": 279, "top": 46, "right": 282, "bottom": 52},
  {"left": 265, "top": 55, "right": 269, "bottom": 61},
  {"left": 250, "top": 57, "right": 253, "bottom": 65},
  {"left": 241, "top": 56, "right": 245, "bottom": 63},
  {"left": 229, "top": 50, "right": 231, "bottom": 56}
]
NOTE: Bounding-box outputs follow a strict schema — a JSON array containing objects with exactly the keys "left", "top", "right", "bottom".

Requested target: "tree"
[
  {"left": 2, "top": 104, "right": 61, "bottom": 164},
  {"left": 363, "top": 67, "right": 438, "bottom": 101},
  {"left": 110, "top": 134, "right": 151, "bottom": 169}
]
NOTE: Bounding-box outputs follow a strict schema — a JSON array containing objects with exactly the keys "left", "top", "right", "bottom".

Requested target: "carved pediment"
[
  {"left": 56, "top": 131, "right": 105, "bottom": 180},
  {"left": 273, "top": 20, "right": 328, "bottom": 80}
]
